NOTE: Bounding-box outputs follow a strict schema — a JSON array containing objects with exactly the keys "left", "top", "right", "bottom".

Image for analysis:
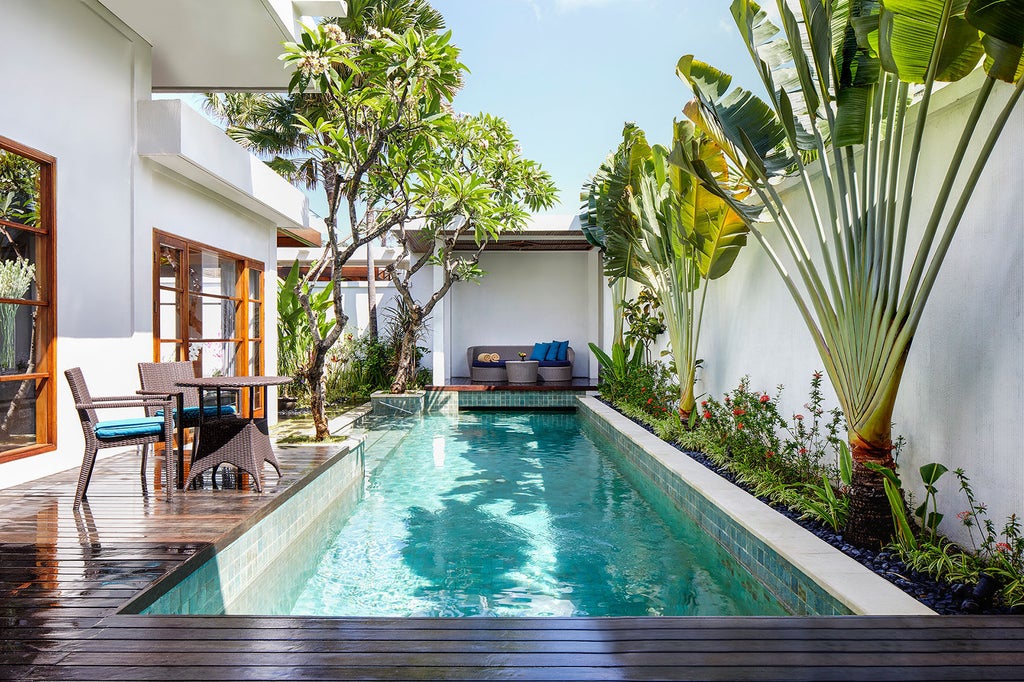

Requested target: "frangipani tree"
[
  {"left": 385, "top": 112, "right": 557, "bottom": 393},
  {"left": 583, "top": 122, "right": 749, "bottom": 422},
  {"left": 675, "top": 0, "right": 1023, "bottom": 546},
  {"left": 277, "top": 19, "right": 464, "bottom": 438}
]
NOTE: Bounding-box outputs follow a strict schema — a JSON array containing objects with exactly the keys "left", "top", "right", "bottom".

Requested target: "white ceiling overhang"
[
  {"left": 96, "top": 0, "right": 346, "bottom": 91},
  {"left": 138, "top": 99, "right": 311, "bottom": 230}
]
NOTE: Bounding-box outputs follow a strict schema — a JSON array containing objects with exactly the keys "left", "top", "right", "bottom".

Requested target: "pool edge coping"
[{"left": 577, "top": 395, "right": 936, "bottom": 617}]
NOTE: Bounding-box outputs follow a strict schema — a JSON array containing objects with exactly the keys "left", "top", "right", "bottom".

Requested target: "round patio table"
[{"left": 176, "top": 375, "right": 291, "bottom": 492}]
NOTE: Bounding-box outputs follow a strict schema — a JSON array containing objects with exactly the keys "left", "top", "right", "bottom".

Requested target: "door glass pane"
[
  {"left": 0, "top": 150, "right": 42, "bottom": 229},
  {"left": 196, "top": 341, "right": 240, "bottom": 377},
  {"left": 160, "top": 342, "right": 181, "bottom": 363},
  {"left": 249, "top": 269, "right": 261, "bottom": 301},
  {"left": 189, "top": 249, "right": 238, "bottom": 296},
  {"left": 0, "top": 378, "right": 37, "bottom": 453},
  {"left": 248, "top": 341, "right": 261, "bottom": 376},
  {"left": 248, "top": 302, "right": 260, "bottom": 338},
  {"left": 158, "top": 245, "right": 182, "bottom": 290},
  {"left": 159, "top": 289, "right": 180, "bottom": 340},
  {"left": 188, "top": 296, "right": 238, "bottom": 340},
  {"left": 0, "top": 228, "right": 40, "bottom": 301}
]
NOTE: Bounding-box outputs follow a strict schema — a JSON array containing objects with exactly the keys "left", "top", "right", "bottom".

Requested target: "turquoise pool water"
[{"left": 288, "top": 411, "right": 787, "bottom": 617}]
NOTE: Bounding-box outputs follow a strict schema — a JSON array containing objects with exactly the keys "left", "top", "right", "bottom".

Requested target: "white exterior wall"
[
  {"left": 0, "top": 0, "right": 150, "bottom": 485},
  {"left": 681, "top": 74, "right": 1023, "bottom": 544},
  {"left": 449, "top": 251, "right": 592, "bottom": 379},
  {"left": 0, "top": 0, "right": 294, "bottom": 487},
  {"left": 335, "top": 281, "right": 402, "bottom": 335}
]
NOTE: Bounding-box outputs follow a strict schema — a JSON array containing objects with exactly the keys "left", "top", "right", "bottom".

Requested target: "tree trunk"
[
  {"left": 305, "top": 348, "right": 330, "bottom": 440},
  {"left": 366, "top": 250, "right": 378, "bottom": 340},
  {"left": 678, "top": 366, "right": 696, "bottom": 426},
  {"left": 845, "top": 434, "right": 898, "bottom": 548},
  {"left": 389, "top": 320, "right": 421, "bottom": 394}
]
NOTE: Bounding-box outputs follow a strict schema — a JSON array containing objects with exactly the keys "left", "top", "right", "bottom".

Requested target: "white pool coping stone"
[{"left": 579, "top": 395, "right": 936, "bottom": 616}]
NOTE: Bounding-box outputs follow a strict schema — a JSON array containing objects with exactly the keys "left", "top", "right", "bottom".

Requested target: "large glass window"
[
  {"left": 0, "top": 136, "right": 56, "bottom": 462},
  {"left": 153, "top": 231, "right": 264, "bottom": 410}
]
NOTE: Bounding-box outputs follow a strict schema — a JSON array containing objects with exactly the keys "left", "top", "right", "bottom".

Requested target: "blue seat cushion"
[
  {"left": 157, "top": 405, "right": 237, "bottom": 420},
  {"left": 529, "top": 342, "right": 551, "bottom": 361},
  {"left": 472, "top": 360, "right": 506, "bottom": 368},
  {"left": 94, "top": 417, "right": 165, "bottom": 440},
  {"left": 537, "top": 360, "right": 572, "bottom": 368}
]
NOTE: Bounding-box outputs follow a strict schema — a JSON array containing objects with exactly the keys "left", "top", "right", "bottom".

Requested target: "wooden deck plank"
[
  {"left": 0, "top": 441, "right": 1020, "bottom": 679},
  {"left": 6, "top": 659, "right": 1024, "bottom": 675}
]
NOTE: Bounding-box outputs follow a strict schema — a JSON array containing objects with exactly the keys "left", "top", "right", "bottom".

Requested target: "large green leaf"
[
  {"left": 877, "top": 0, "right": 984, "bottom": 83},
  {"left": 967, "top": 0, "right": 1024, "bottom": 82},
  {"left": 731, "top": 0, "right": 819, "bottom": 151},
  {"left": 677, "top": 55, "right": 795, "bottom": 175},
  {"left": 671, "top": 131, "right": 750, "bottom": 280},
  {"left": 584, "top": 124, "right": 655, "bottom": 287}
]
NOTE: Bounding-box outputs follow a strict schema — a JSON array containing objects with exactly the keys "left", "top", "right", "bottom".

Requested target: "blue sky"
[
  {"left": 177, "top": 1, "right": 768, "bottom": 219},
  {"left": 431, "top": 0, "right": 766, "bottom": 214}
]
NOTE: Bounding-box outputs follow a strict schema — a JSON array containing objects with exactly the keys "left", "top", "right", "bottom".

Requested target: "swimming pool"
[{"left": 283, "top": 411, "right": 786, "bottom": 617}]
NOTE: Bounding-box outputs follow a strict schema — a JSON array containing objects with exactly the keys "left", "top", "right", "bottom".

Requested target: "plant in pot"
[{"left": 0, "top": 257, "right": 34, "bottom": 373}]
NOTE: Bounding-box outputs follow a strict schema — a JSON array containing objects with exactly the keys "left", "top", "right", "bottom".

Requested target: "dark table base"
[{"left": 184, "top": 416, "right": 281, "bottom": 492}]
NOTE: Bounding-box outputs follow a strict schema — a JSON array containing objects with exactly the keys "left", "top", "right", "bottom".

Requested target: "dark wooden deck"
[{"left": 0, "top": 442, "right": 1021, "bottom": 680}]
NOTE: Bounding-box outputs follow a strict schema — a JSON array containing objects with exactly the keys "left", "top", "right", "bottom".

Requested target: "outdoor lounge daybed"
[{"left": 467, "top": 344, "right": 575, "bottom": 383}]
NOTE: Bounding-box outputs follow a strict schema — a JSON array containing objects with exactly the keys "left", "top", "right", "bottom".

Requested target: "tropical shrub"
[
  {"left": 607, "top": 370, "right": 851, "bottom": 529},
  {"left": 582, "top": 122, "right": 750, "bottom": 423},
  {"left": 621, "top": 289, "right": 666, "bottom": 363},
  {"left": 278, "top": 261, "right": 335, "bottom": 401}
]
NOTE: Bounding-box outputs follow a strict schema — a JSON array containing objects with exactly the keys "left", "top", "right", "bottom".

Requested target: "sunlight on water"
[{"left": 289, "top": 411, "right": 787, "bottom": 617}]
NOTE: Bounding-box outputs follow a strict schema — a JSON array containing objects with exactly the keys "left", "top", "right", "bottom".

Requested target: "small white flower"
[
  {"left": 298, "top": 52, "right": 330, "bottom": 76},
  {"left": 323, "top": 23, "right": 346, "bottom": 42}
]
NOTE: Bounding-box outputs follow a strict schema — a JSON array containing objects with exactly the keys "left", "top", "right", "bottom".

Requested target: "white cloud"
[{"left": 518, "top": 0, "right": 543, "bottom": 20}]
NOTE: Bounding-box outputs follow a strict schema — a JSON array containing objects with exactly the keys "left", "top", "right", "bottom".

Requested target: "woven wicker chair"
[
  {"left": 138, "top": 361, "right": 237, "bottom": 486},
  {"left": 65, "top": 367, "right": 175, "bottom": 511}
]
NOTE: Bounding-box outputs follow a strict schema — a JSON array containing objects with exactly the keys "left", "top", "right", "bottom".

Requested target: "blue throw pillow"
[
  {"left": 529, "top": 342, "right": 551, "bottom": 361},
  {"left": 554, "top": 340, "right": 569, "bottom": 362},
  {"left": 545, "top": 341, "right": 561, "bottom": 361}
]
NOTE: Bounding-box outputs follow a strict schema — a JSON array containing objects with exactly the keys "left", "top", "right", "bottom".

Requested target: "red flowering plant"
[
  {"left": 600, "top": 356, "right": 677, "bottom": 419},
  {"left": 694, "top": 376, "right": 787, "bottom": 473},
  {"left": 954, "top": 469, "right": 1024, "bottom": 606},
  {"left": 780, "top": 371, "right": 845, "bottom": 481}
]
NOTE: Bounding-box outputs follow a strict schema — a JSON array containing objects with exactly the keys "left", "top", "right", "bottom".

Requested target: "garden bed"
[{"left": 598, "top": 397, "right": 1017, "bottom": 616}]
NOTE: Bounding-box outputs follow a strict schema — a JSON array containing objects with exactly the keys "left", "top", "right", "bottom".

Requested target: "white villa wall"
[
  {"left": 689, "top": 74, "right": 1023, "bottom": 544},
  {"left": 0, "top": 0, "right": 153, "bottom": 485},
  {"left": 0, "top": 0, "right": 296, "bottom": 488},
  {"left": 336, "top": 281, "right": 402, "bottom": 336},
  {"left": 449, "top": 251, "right": 592, "bottom": 379}
]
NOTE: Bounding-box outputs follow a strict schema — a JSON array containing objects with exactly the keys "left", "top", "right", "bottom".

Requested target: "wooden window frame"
[
  {"left": 152, "top": 230, "right": 264, "bottom": 415},
  {"left": 0, "top": 135, "right": 57, "bottom": 464}
]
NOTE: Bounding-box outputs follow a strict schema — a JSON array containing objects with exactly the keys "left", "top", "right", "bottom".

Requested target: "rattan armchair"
[
  {"left": 65, "top": 367, "right": 175, "bottom": 511},
  {"left": 137, "top": 361, "right": 237, "bottom": 487}
]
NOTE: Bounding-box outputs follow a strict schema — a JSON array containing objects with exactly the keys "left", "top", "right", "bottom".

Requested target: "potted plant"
[{"left": 0, "top": 257, "right": 34, "bottom": 372}]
